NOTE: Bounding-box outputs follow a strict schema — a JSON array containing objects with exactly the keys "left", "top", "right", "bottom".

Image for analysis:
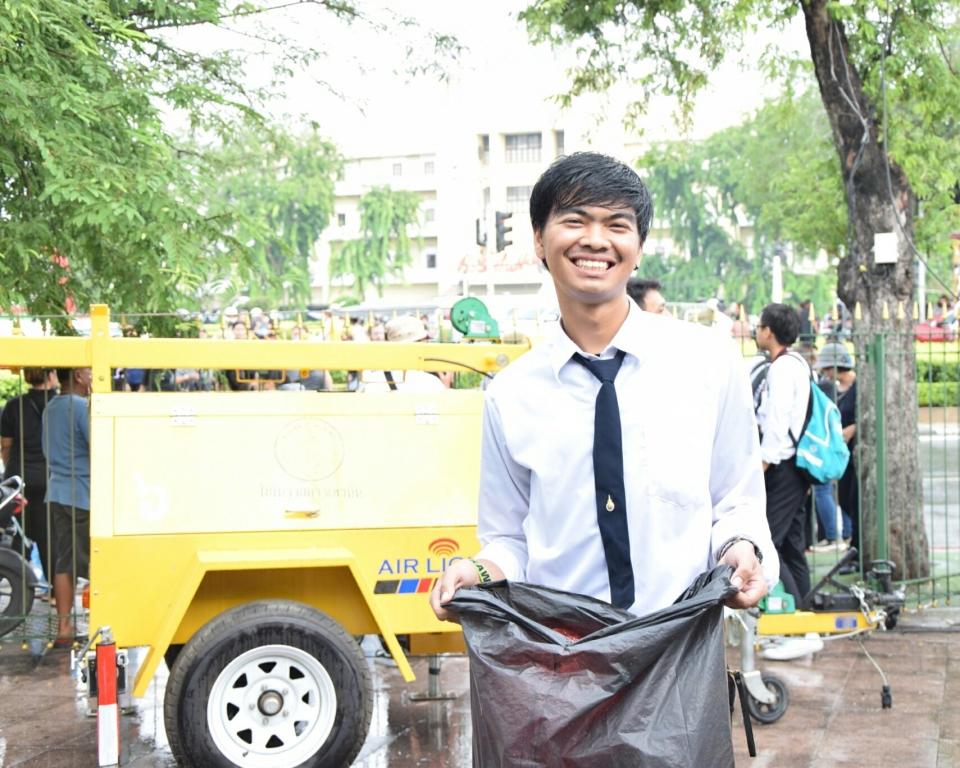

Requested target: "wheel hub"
[{"left": 257, "top": 690, "right": 284, "bottom": 717}]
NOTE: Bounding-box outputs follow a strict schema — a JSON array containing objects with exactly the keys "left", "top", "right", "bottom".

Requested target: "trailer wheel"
[
  {"left": 746, "top": 673, "right": 789, "bottom": 725},
  {"left": 0, "top": 562, "right": 33, "bottom": 638},
  {"left": 164, "top": 601, "right": 372, "bottom": 768}
]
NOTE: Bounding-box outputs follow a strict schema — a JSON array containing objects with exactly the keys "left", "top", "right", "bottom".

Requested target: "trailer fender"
[{"left": 130, "top": 546, "right": 412, "bottom": 697}]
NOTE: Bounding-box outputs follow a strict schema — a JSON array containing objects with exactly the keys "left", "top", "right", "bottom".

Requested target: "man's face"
[
  {"left": 820, "top": 366, "right": 839, "bottom": 383},
  {"left": 534, "top": 204, "right": 642, "bottom": 307},
  {"left": 75, "top": 368, "right": 92, "bottom": 396},
  {"left": 755, "top": 323, "right": 773, "bottom": 352},
  {"left": 642, "top": 289, "right": 667, "bottom": 314},
  {"left": 232, "top": 323, "right": 248, "bottom": 340}
]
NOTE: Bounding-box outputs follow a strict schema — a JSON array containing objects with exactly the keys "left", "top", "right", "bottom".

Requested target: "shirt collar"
[{"left": 547, "top": 298, "right": 653, "bottom": 380}]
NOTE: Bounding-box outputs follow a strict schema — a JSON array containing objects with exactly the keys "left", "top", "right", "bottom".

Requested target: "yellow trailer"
[{"left": 1, "top": 304, "right": 528, "bottom": 767}]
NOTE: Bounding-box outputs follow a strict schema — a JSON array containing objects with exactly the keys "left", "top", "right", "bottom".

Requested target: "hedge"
[
  {"left": 917, "top": 381, "right": 960, "bottom": 407},
  {"left": 916, "top": 359, "right": 960, "bottom": 383}
]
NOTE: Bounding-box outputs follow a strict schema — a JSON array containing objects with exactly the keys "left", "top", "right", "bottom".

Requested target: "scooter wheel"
[
  {"left": 0, "top": 561, "right": 34, "bottom": 638},
  {"left": 746, "top": 673, "right": 789, "bottom": 724}
]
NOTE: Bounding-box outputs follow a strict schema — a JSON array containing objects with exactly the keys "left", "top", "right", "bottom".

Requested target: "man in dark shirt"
[
  {"left": 816, "top": 343, "right": 858, "bottom": 564},
  {"left": 0, "top": 368, "right": 58, "bottom": 578}
]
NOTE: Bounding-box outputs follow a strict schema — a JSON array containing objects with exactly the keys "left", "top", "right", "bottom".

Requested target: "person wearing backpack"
[{"left": 754, "top": 304, "right": 814, "bottom": 606}]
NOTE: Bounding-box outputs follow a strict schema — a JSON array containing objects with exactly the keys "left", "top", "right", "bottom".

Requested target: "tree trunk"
[{"left": 802, "top": 0, "right": 930, "bottom": 579}]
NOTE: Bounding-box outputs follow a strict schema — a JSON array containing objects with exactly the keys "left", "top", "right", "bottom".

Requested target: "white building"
[{"left": 313, "top": 112, "right": 639, "bottom": 308}]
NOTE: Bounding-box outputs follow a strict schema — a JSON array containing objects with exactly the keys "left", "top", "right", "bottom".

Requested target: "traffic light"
[{"left": 495, "top": 211, "right": 513, "bottom": 251}]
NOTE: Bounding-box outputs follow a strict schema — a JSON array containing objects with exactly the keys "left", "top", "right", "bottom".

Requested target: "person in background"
[
  {"left": 42, "top": 367, "right": 92, "bottom": 646},
  {"left": 754, "top": 303, "right": 823, "bottom": 659},
  {"left": 224, "top": 320, "right": 255, "bottom": 391},
  {"left": 625, "top": 277, "right": 667, "bottom": 314},
  {"left": 1, "top": 368, "right": 59, "bottom": 581},
  {"left": 816, "top": 343, "right": 857, "bottom": 566},
  {"left": 281, "top": 326, "right": 333, "bottom": 391},
  {"left": 365, "top": 315, "right": 450, "bottom": 391}
]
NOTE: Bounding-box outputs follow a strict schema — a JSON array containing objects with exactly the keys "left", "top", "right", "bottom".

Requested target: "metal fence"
[{"left": 735, "top": 325, "right": 960, "bottom": 611}]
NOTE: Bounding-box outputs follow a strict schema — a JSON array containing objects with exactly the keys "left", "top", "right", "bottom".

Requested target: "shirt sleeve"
[
  {"left": 76, "top": 397, "right": 90, "bottom": 447},
  {"left": 709, "top": 345, "right": 779, "bottom": 588},
  {"left": 759, "top": 357, "right": 800, "bottom": 465},
  {"left": 474, "top": 394, "right": 530, "bottom": 581}
]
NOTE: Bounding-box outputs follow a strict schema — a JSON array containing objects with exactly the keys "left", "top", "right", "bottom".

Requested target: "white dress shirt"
[
  {"left": 475, "top": 300, "right": 778, "bottom": 617},
  {"left": 756, "top": 351, "right": 811, "bottom": 465}
]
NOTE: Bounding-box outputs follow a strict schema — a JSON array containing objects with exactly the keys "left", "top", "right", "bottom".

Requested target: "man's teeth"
[{"left": 574, "top": 259, "right": 610, "bottom": 271}]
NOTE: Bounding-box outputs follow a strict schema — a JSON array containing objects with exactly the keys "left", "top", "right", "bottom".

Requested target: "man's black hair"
[
  {"left": 55, "top": 368, "right": 73, "bottom": 390},
  {"left": 529, "top": 152, "right": 654, "bottom": 243},
  {"left": 760, "top": 303, "right": 801, "bottom": 346},
  {"left": 626, "top": 278, "right": 662, "bottom": 309}
]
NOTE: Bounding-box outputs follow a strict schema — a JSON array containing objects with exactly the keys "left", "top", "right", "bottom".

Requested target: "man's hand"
[
  {"left": 430, "top": 557, "right": 505, "bottom": 622},
  {"left": 430, "top": 559, "right": 482, "bottom": 622},
  {"left": 721, "top": 540, "right": 768, "bottom": 609}
]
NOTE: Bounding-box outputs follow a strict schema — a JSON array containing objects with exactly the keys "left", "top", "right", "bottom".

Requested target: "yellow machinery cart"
[{"left": 1, "top": 305, "right": 528, "bottom": 767}]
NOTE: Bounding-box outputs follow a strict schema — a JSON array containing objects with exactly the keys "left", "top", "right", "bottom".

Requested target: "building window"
[
  {"left": 504, "top": 132, "right": 541, "bottom": 163},
  {"left": 478, "top": 134, "right": 490, "bottom": 163},
  {"left": 555, "top": 129, "right": 565, "bottom": 157},
  {"left": 337, "top": 212, "right": 346, "bottom": 227},
  {"left": 506, "top": 186, "right": 533, "bottom": 215},
  {"left": 424, "top": 208, "right": 435, "bottom": 223},
  {"left": 393, "top": 162, "right": 402, "bottom": 176},
  {"left": 425, "top": 253, "right": 437, "bottom": 269},
  {"left": 424, "top": 160, "right": 435, "bottom": 175}
]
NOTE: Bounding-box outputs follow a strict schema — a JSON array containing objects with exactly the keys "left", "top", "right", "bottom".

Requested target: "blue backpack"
[{"left": 753, "top": 352, "right": 851, "bottom": 484}]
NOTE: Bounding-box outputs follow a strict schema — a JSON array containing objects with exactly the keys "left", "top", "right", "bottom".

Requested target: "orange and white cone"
[{"left": 96, "top": 628, "right": 120, "bottom": 767}]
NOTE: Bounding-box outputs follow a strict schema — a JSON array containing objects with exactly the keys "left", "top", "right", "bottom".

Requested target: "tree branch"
[{"left": 133, "top": 0, "right": 360, "bottom": 32}]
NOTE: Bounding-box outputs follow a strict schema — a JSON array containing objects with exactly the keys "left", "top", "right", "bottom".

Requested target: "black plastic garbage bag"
[{"left": 448, "top": 565, "right": 739, "bottom": 768}]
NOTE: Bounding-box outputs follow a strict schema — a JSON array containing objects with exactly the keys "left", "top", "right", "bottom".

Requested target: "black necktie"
[{"left": 573, "top": 349, "right": 634, "bottom": 609}]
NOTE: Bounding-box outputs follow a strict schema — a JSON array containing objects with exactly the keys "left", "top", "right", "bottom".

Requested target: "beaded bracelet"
[
  {"left": 716, "top": 536, "right": 763, "bottom": 564},
  {"left": 470, "top": 558, "right": 493, "bottom": 584}
]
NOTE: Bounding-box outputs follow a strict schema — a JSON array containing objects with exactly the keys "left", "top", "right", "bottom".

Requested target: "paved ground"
[{"left": 2, "top": 609, "right": 959, "bottom": 767}]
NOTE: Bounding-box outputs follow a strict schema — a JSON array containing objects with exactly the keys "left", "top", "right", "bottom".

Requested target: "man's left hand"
[{"left": 721, "top": 540, "right": 768, "bottom": 609}]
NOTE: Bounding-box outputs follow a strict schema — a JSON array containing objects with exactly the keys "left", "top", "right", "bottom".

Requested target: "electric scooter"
[{"left": 0, "top": 475, "right": 40, "bottom": 638}]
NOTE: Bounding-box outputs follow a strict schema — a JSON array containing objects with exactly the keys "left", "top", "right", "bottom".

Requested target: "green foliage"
[
  {"left": 637, "top": 86, "right": 844, "bottom": 311},
  {"left": 917, "top": 381, "right": 959, "bottom": 406},
  {"left": 329, "top": 187, "right": 421, "bottom": 299},
  {"left": 0, "top": 1, "right": 457, "bottom": 331},
  {"left": 521, "top": 0, "right": 960, "bottom": 294},
  {"left": 202, "top": 127, "right": 341, "bottom": 306},
  {"left": 0, "top": 373, "right": 25, "bottom": 411},
  {"left": 916, "top": 358, "right": 960, "bottom": 383}
]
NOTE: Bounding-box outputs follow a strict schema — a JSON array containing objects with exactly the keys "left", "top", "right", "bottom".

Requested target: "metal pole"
[{"left": 874, "top": 332, "right": 888, "bottom": 562}]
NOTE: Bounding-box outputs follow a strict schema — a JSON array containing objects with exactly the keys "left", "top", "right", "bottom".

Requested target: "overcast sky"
[{"left": 169, "top": 1, "right": 810, "bottom": 156}]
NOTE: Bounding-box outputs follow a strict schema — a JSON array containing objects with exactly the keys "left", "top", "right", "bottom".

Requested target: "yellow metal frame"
[
  {"left": 758, "top": 610, "right": 881, "bottom": 636},
  {"left": 1, "top": 305, "right": 527, "bottom": 393},
  {"left": 0, "top": 304, "right": 529, "bottom": 694}
]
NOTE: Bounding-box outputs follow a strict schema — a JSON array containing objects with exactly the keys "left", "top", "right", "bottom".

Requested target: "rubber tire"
[
  {"left": 0, "top": 561, "right": 33, "bottom": 638},
  {"left": 164, "top": 644, "right": 183, "bottom": 671},
  {"left": 746, "top": 673, "right": 789, "bottom": 725},
  {"left": 164, "top": 600, "right": 372, "bottom": 768}
]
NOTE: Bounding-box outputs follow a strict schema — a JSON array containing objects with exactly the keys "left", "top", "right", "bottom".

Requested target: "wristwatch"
[{"left": 716, "top": 536, "right": 763, "bottom": 564}]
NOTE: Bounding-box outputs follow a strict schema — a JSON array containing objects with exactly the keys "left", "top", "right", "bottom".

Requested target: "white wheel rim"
[{"left": 207, "top": 643, "right": 337, "bottom": 767}]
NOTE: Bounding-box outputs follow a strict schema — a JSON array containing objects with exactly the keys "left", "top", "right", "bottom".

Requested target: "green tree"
[
  {"left": 522, "top": 1, "right": 960, "bottom": 576},
  {"left": 329, "top": 186, "right": 421, "bottom": 300},
  {"left": 202, "top": 126, "right": 341, "bottom": 307},
  {"left": 0, "top": 0, "right": 457, "bottom": 330},
  {"left": 640, "top": 87, "right": 844, "bottom": 310}
]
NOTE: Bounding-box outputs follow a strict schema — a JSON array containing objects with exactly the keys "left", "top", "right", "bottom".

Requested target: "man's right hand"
[{"left": 431, "top": 558, "right": 495, "bottom": 622}]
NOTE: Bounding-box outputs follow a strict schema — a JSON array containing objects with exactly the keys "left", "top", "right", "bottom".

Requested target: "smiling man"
[{"left": 431, "top": 152, "right": 777, "bottom": 622}]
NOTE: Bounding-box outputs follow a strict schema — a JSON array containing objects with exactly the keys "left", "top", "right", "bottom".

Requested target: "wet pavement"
[{"left": 1, "top": 612, "right": 959, "bottom": 767}]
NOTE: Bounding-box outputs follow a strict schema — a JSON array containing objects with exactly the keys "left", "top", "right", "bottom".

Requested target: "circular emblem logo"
[{"left": 274, "top": 418, "right": 345, "bottom": 481}]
